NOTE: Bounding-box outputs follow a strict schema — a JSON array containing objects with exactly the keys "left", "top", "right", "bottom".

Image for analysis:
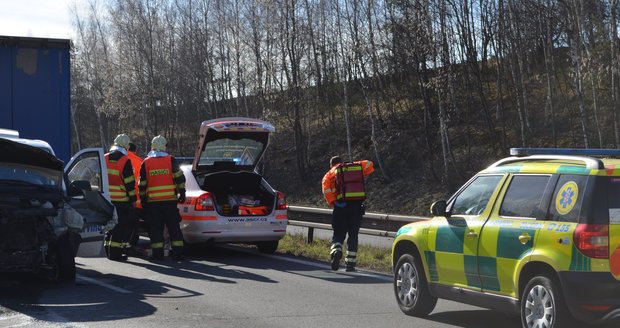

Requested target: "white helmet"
[
  {"left": 113, "top": 134, "right": 130, "bottom": 149},
  {"left": 151, "top": 135, "right": 167, "bottom": 152}
]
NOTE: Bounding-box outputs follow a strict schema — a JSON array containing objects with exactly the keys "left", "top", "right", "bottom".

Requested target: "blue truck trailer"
[{"left": 0, "top": 36, "right": 71, "bottom": 162}]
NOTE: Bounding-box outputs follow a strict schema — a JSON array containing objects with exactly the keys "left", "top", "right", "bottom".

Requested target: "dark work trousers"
[
  {"left": 107, "top": 202, "right": 136, "bottom": 260},
  {"left": 331, "top": 201, "right": 364, "bottom": 257},
  {"left": 145, "top": 201, "right": 184, "bottom": 258}
]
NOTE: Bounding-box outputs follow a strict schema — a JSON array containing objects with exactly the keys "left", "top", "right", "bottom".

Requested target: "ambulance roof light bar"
[
  {"left": 510, "top": 148, "right": 620, "bottom": 157},
  {"left": 485, "top": 148, "right": 611, "bottom": 170}
]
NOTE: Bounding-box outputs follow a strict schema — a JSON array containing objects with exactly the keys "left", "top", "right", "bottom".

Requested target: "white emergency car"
[{"left": 177, "top": 117, "right": 288, "bottom": 253}]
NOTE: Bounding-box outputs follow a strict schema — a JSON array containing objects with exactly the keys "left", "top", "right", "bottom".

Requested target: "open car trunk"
[{"left": 199, "top": 171, "right": 275, "bottom": 217}]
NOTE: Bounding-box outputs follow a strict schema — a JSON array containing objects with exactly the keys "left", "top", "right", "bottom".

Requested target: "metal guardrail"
[{"left": 286, "top": 205, "right": 428, "bottom": 243}]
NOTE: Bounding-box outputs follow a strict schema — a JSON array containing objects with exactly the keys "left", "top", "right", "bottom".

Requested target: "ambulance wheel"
[
  {"left": 394, "top": 253, "right": 437, "bottom": 316},
  {"left": 520, "top": 275, "right": 577, "bottom": 328}
]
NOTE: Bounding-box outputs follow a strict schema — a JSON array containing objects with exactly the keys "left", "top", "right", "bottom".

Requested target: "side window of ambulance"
[
  {"left": 451, "top": 175, "right": 503, "bottom": 216},
  {"left": 499, "top": 175, "right": 550, "bottom": 219},
  {"left": 607, "top": 178, "right": 620, "bottom": 225},
  {"left": 546, "top": 175, "right": 589, "bottom": 223}
]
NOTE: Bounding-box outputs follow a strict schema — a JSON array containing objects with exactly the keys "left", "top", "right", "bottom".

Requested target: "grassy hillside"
[
  {"left": 259, "top": 54, "right": 612, "bottom": 217},
  {"left": 262, "top": 107, "right": 472, "bottom": 217}
]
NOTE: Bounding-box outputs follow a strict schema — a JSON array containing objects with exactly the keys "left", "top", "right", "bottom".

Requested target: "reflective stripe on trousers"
[
  {"left": 346, "top": 250, "right": 357, "bottom": 265},
  {"left": 330, "top": 242, "right": 342, "bottom": 255}
]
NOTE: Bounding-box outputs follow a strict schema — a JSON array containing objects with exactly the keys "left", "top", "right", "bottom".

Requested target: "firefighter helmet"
[
  {"left": 113, "top": 134, "right": 130, "bottom": 149},
  {"left": 151, "top": 135, "right": 167, "bottom": 152}
]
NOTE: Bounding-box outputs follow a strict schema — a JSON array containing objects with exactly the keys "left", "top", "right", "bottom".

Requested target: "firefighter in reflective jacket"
[
  {"left": 104, "top": 134, "right": 138, "bottom": 261},
  {"left": 138, "top": 135, "right": 186, "bottom": 261},
  {"left": 321, "top": 155, "right": 374, "bottom": 271}
]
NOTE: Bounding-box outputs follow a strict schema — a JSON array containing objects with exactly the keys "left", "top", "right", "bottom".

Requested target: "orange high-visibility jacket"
[
  {"left": 322, "top": 160, "right": 374, "bottom": 207},
  {"left": 127, "top": 151, "right": 143, "bottom": 208},
  {"left": 105, "top": 151, "right": 137, "bottom": 203},
  {"left": 139, "top": 155, "right": 186, "bottom": 203}
]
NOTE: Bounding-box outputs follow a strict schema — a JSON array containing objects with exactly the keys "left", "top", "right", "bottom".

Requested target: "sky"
[{"left": 0, "top": 0, "right": 75, "bottom": 40}]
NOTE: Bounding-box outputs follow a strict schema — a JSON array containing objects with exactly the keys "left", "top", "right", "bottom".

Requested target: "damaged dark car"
[{"left": 0, "top": 138, "right": 86, "bottom": 281}]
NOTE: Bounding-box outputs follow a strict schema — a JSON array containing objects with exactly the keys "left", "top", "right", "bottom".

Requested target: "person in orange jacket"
[
  {"left": 321, "top": 155, "right": 374, "bottom": 271},
  {"left": 126, "top": 142, "right": 144, "bottom": 249},
  {"left": 104, "top": 134, "right": 137, "bottom": 261}
]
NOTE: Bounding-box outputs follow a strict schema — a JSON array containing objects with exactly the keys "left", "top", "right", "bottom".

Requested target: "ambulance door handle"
[
  {"left": 466, "top": 229, "right": 478, "bottom": 238},
  {"left": 519, "top": 233, "right": 532, "bottom": 245}
]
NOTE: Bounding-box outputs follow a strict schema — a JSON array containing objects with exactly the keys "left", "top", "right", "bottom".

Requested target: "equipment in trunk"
[{"left": 197, "top": 171, "right": 275, "bottom": 216}]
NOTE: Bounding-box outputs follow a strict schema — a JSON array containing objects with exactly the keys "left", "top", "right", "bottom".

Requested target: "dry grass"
[{"left": 276, "top": 233, "right": 393, "bottom": 274}]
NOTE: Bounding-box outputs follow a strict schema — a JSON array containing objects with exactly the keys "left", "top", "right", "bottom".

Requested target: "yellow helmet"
[
  {"left": 113, "top": 134, "right": 130, "bottom": 149},
  {"left": 151, "top": 135, "right": 167, "bottom": 152}
]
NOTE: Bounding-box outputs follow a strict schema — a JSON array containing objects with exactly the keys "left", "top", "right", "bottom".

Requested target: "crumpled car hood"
[
  {"left": 0, "top": 137, "right": 63, "bottom": 171},
  {"left": 0, "top": 139, "right": 66, "bottom": 273}
]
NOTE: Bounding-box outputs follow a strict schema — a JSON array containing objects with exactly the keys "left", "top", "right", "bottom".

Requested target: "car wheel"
[
  {"left": 521, "top": 275, "right": 577, "bottom": 328},
  {"left": 56, "top": 235, "right": 76, "bottom": 282},
  {"left": 256, "top": 241, "right": 278, "bottom": 254},
  {"left": 42, "top": 248, "right": 60, "bottom": 282},
  {"left": 394, "top": 253, "right": 437, "bottom": 316}
]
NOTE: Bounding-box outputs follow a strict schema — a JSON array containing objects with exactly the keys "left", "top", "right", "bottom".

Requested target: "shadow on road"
[
  {"left": 124, "top": 242, "right": 389, "bottom": 285},
  {"left": 424, "top": 309, "right": 521, "bottom": 328},
  {"left": 417, "top": 307, "right": 618, "bottom": 328},
  {"left": 0, "top": 267, "right": 199, "bottom": 324},
  {"left": 125, "top": 254, "right": 276, "bottom": 284},
  {"left": 174, "top": 244, "right": 392, "bottom": 285}
]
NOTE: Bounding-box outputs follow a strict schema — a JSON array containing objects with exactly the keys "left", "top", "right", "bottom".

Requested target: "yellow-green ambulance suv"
[{"left": 392, "top": 148, "right": 620, "bottom": 328}]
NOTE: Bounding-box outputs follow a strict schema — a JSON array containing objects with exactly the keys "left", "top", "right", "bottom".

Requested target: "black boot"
[
  {"left": 170, "top": 248, "right": 184, "bottom": 261},
  {"left": 330, "top": 250, "right": 342, "bottom": 271},
  {"left": 108, "top": 247, "right": 127, "bottom": 262},
  {"left": 151, "top": 248, "right": 164, "bottom": 260}
]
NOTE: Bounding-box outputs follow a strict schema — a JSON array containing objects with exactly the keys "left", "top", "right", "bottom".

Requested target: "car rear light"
[
  {"left": 195, "top": 192, "right": 215, "bottom": 211},
  {"left": 573, "top": 224, "right": 609, "bottom": 259},
  {"left": 276, "top": 191, "right": 287, "bottom": 210}
]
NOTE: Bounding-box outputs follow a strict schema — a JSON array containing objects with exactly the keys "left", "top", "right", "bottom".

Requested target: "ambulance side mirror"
[{"left": 430, "top": 200, "right": 449, "bottom": 217}]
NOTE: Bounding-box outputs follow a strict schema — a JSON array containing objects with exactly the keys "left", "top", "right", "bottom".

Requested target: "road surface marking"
[{"left": 76, "top": 274, "right": 132, "bottom": 294}]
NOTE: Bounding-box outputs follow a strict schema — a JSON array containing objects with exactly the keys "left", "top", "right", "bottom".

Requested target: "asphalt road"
[{"left": 0, "top": 244, "right": 570, "bottom": 328}]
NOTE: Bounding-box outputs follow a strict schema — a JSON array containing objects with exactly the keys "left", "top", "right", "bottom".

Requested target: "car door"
[
  {"left": 609, "top": 177, "right": 620, "bottom": 281},
  {"left": 427, "top": 174, "right": 505, "bottom": 289},
  {"left": 64, "top": 148, "right": 115, "bottom": 256},
  {"left": 477, "top": 174, "right": 553, "bottom": 297}
]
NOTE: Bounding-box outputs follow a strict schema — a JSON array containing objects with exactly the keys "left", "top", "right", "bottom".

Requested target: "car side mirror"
[
  {"left": 68, "top": 180, "right": 92, "bottom": 197},
  {"left": 430, "top": 200, "right": 449, "bottom": 217}
]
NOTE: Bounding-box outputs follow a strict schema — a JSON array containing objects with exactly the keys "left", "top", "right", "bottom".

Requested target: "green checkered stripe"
[
  {"left": 425, "top": 223, "right": 537, "bottom": 293},
  {"left": 569, "top": 244, "right": 591, "bottom": 271}
]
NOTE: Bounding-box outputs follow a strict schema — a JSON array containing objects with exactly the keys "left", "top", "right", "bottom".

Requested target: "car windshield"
[
  {"left": 200, "top": 138, "right": 264, "bottom": 166},
  {"left": 0, "top": 163, "right": 62, "bottom": 187}
]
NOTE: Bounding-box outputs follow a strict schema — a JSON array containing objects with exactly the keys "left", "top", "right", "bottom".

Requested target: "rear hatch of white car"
[{"left": 192, "top": 117, "right": 277, "bottom": 217}]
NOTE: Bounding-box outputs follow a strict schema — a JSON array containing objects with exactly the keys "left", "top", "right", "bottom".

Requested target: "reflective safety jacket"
[
  {"left": 105, "top": 150, "right": 137, "bottom": 203},
  {"left": 335, "top": 162, "right": 366, "bottom": 202},
  {"left": 127, "top": 150, "right": 143, "bottom": 208},
  {"left": 139, "top": 155, "right": 186, "bottom": 203},
  {"left": 322, "top": 160, "right": 374, "bottom": 207}
]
